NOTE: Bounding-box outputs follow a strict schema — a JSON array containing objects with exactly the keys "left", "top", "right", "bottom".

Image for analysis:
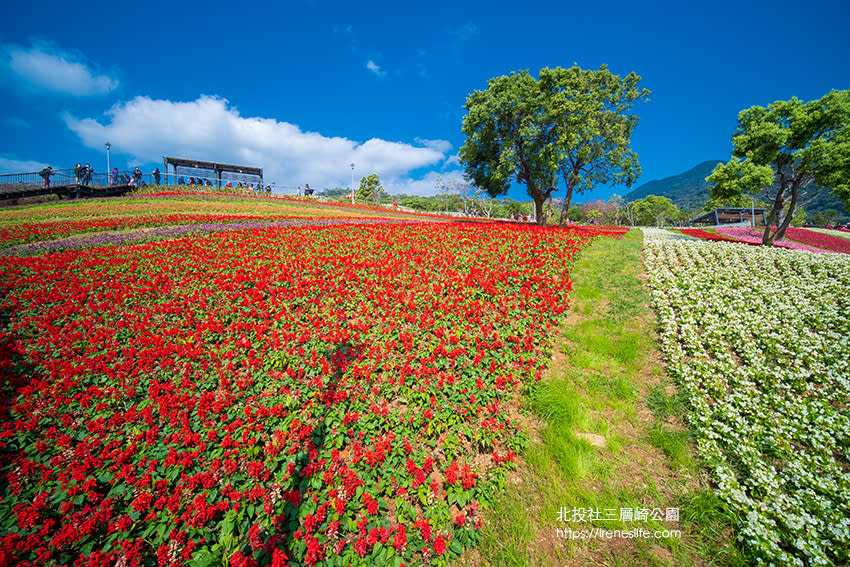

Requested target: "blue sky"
[{"left": 1, "top": 0, "right": 848, "bottom": 201}]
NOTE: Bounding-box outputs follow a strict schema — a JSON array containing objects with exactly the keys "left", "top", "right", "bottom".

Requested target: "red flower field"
[
  {"left": 674, "top": 228, "right": 753, "bottom": 244},
  {"left": 0, "top": 214, "right": 299, "bottom": 249},
  {"left": 0, "top": 221, "right": 616, "bottom": 566},
  {"left": 783, "top": 227, "right": 850, "bottom": 254}
]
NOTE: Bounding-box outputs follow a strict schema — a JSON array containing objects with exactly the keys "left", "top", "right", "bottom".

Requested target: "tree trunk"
[
  {"left": 535, "top": 197, "right": 545, "bottom": 226},
  {"left": 558, "top": 182, "right": 576, "bottom": 227},
  {"left": 763, "top": 193, "right": 782, "bottom": 245},
  {"left": 765, "top": 186, "right": 798, "bottom": 246}
]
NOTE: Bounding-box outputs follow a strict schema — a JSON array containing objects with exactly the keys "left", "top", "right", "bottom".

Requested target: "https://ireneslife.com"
[
  {"left": 556, "top": 507, "right": 681, "bottom": 540},
  {"left": 557, "top": 527, "right": 682, "bottom": 540}
]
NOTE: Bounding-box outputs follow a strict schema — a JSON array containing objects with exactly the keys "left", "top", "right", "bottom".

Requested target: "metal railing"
[
  {"left": 1, "top": 167, "right": 335, "bottom": 200},
  {"left": 0, "top": 167, "right": 166, "bottom": 192}
]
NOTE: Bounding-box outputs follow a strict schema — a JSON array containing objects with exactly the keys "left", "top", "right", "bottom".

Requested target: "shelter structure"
[
  {"left": 163, "top": 157, "right": 263, "bottom": 188},
  {"left": 691, "top": 207, "right": 767, "bottom": 227}
]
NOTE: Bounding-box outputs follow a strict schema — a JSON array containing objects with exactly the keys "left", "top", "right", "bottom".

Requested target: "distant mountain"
[
  {"left": 626, "top": 160, "right": 850, "bottom": 219},
  {"left": 625, "top": 160, "right": 721, "bottom": 211}
]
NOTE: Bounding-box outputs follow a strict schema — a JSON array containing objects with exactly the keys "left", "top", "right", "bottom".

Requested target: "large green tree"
[
  {"left": 631, "top": 195, "right": 682, "bottom": 226},
  {"left": 459, "top": 66, "right": 648, "bottom": 225},
  {"left": 707, "top": 89, "right": 850, "bottom": 245},
  {"left": 356, "top": 173, "right": 383, "bottom": 203},
  {"left": 460, "top": 71, "right": 557, "bottom": 224},
  {"left": 538, "top": 66, "right": 649, "bottom": 226}
]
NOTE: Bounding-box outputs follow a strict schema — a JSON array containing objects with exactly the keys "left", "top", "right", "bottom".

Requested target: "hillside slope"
[{"left": 627, "top": 160, "right": 850, "bottom": 220}]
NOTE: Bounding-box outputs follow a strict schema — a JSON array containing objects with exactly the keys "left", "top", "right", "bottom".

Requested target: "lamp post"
[
  {"left": 751, "top": 196, "right": 755, "bottom": 228},
  {"left": 350, "top": 163, "right": 355, "bottom": 204},
  {"left": 105, "top": 142, "right": 111, "bottom": 185}
]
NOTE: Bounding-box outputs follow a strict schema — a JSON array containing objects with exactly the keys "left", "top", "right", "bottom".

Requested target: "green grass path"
[{"left": 465, "top": 229, "right": 742, "bottom": 567}]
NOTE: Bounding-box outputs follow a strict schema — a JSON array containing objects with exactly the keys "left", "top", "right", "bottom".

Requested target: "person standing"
[
  {"left": 133, "top": 167, "right": 143, "bottom": 187},
  {"left": 39, "top": 166, "right": 53, "bottom": 187},
  {"left": 152, "top": 167, "right": 161, "bottom": 185},
  {"left": 74, "top": 163, "right": 82, "bottom": 184},
  {"left": 82, "top": 164, "right": 93, "bottom": 186},
  {"left": 111, "top": 167, "right": 119, "bottom": 185}
]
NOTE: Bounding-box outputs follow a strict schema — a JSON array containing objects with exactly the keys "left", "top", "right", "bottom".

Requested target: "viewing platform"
[{"left": 0, "top": 168, "right": 136, "bottom": 201}]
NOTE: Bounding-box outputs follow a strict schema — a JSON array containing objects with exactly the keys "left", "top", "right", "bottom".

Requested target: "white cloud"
[
  {"left": 385, "top": 169, "right": 464, "bottom": 197},
  {"left": 2, "top": 41, "right": 118, "bottom": 97},
  {"left": 0, "top": 154, "right": 48, "bottom": 173},
  {"left": 366, "top": 60, "right": 386, "bottom": 78},
  {"left": 415, "top": 138, "right": 453, "bottom": 154},
  {"left": 63, "top": 95, "right": 451, "bottom": 194}
]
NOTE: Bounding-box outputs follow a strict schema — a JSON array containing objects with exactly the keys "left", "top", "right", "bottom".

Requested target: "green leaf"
[
  {"left": 220, "top": 509, "right": 236, "bottom": 536},
  {"left": 191, "top": 547, "right": 218, "bottom": 567}
]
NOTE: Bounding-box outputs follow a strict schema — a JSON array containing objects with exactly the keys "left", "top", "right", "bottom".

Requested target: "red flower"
[
  {"left": 433, "top": 535, "right": 447, "bottom": 555},
  {"left": 392, "top": 524, "right": 407, "bottom": 551}
]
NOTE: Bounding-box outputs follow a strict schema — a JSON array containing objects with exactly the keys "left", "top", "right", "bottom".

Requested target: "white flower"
[{"left": 639, "top": 229, "right": 850, "bottom": 566}]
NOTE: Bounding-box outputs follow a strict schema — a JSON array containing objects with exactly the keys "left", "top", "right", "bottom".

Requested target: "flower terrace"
[{"left": 0, "top": 219, "right": 618, "bottom": 566}]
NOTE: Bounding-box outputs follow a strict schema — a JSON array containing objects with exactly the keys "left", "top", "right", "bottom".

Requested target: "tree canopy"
[
  {"left": 539, "top": 66, "right": 648, "bottom": 226},
  {"left": 459, "top": 65, "right": 648, "bottom": 225},
  {"left": 629, "top": 195, "right": 682, "bottom": 226},
  {"left": 460, "top": 70, "right": 556, "bottom": 224},
  {"left": 707, "top": 89, "right": 850, "bottom": 245},
  {"left": 356, "top": 174, "right": 383, "bottom": 203}
]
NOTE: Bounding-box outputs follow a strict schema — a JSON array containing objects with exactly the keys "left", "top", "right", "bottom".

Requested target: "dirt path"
[{"left": 463, "top": 229, "right": 741, "bottom": 567}]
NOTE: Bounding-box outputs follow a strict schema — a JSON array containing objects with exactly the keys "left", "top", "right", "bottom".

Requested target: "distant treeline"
[
  {"left": 319, "top": 187, "right": 536, "bottom": 218},
  {"left": 318, "top": 187, "right": 847, "bottom": 227}
]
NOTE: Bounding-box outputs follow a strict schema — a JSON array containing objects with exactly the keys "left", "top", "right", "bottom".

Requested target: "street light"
[
  {"left": 350, "top": 163, "right": 355, "bottom": 204},
  {"left": 105, "top": 142, "right": 111, "bottom": 185},
  {"left": 751, "top": 195, "right": 756, "bottom": 228}
]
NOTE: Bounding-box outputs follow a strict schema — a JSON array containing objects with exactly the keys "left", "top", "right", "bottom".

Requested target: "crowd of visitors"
[
  {"left": 803, "top": 221, "right": 850, "bottom": 231},
  {"left": 31, "top": 164, "right": 277, "bottom": 193},
  {"left": 178, "top": 176, "right": 215, "bottom": 187},
  {"left": 72, "top": 164, "right": 94, "bottom": 186},
  {"left": 509, "top": 212, "right": 536, "bottom": 222}
]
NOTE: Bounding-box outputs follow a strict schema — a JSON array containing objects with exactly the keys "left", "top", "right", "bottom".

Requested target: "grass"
[
  {"left": 0, "top": 196, "right": 374, "bottom": 224},
  {"left": 531, "top": 379, "right": 586, "bottom": 427},
  {"left": 646, "top": 384, "right": 689, "bottom": 420},
  {"left": 0, "top": 191, "right": 450, "bottom": 227},
  {"left": 807, "top": 227, "right": 850, "bottom": 240},
  {"left": 472, "top": 229, "right": 744, "bottom": 567},
  {"left": 647, "top": 424, "right": 695, "bottom": 470}
]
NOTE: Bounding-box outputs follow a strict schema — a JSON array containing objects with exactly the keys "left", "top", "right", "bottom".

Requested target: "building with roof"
[{"left": 691, "top": 207, "right": 767, "bottom": 227}]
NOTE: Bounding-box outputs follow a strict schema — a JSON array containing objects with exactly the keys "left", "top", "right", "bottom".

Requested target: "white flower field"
[{"left": 642, "top": 229, "right": 850, "bottom": 566}]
